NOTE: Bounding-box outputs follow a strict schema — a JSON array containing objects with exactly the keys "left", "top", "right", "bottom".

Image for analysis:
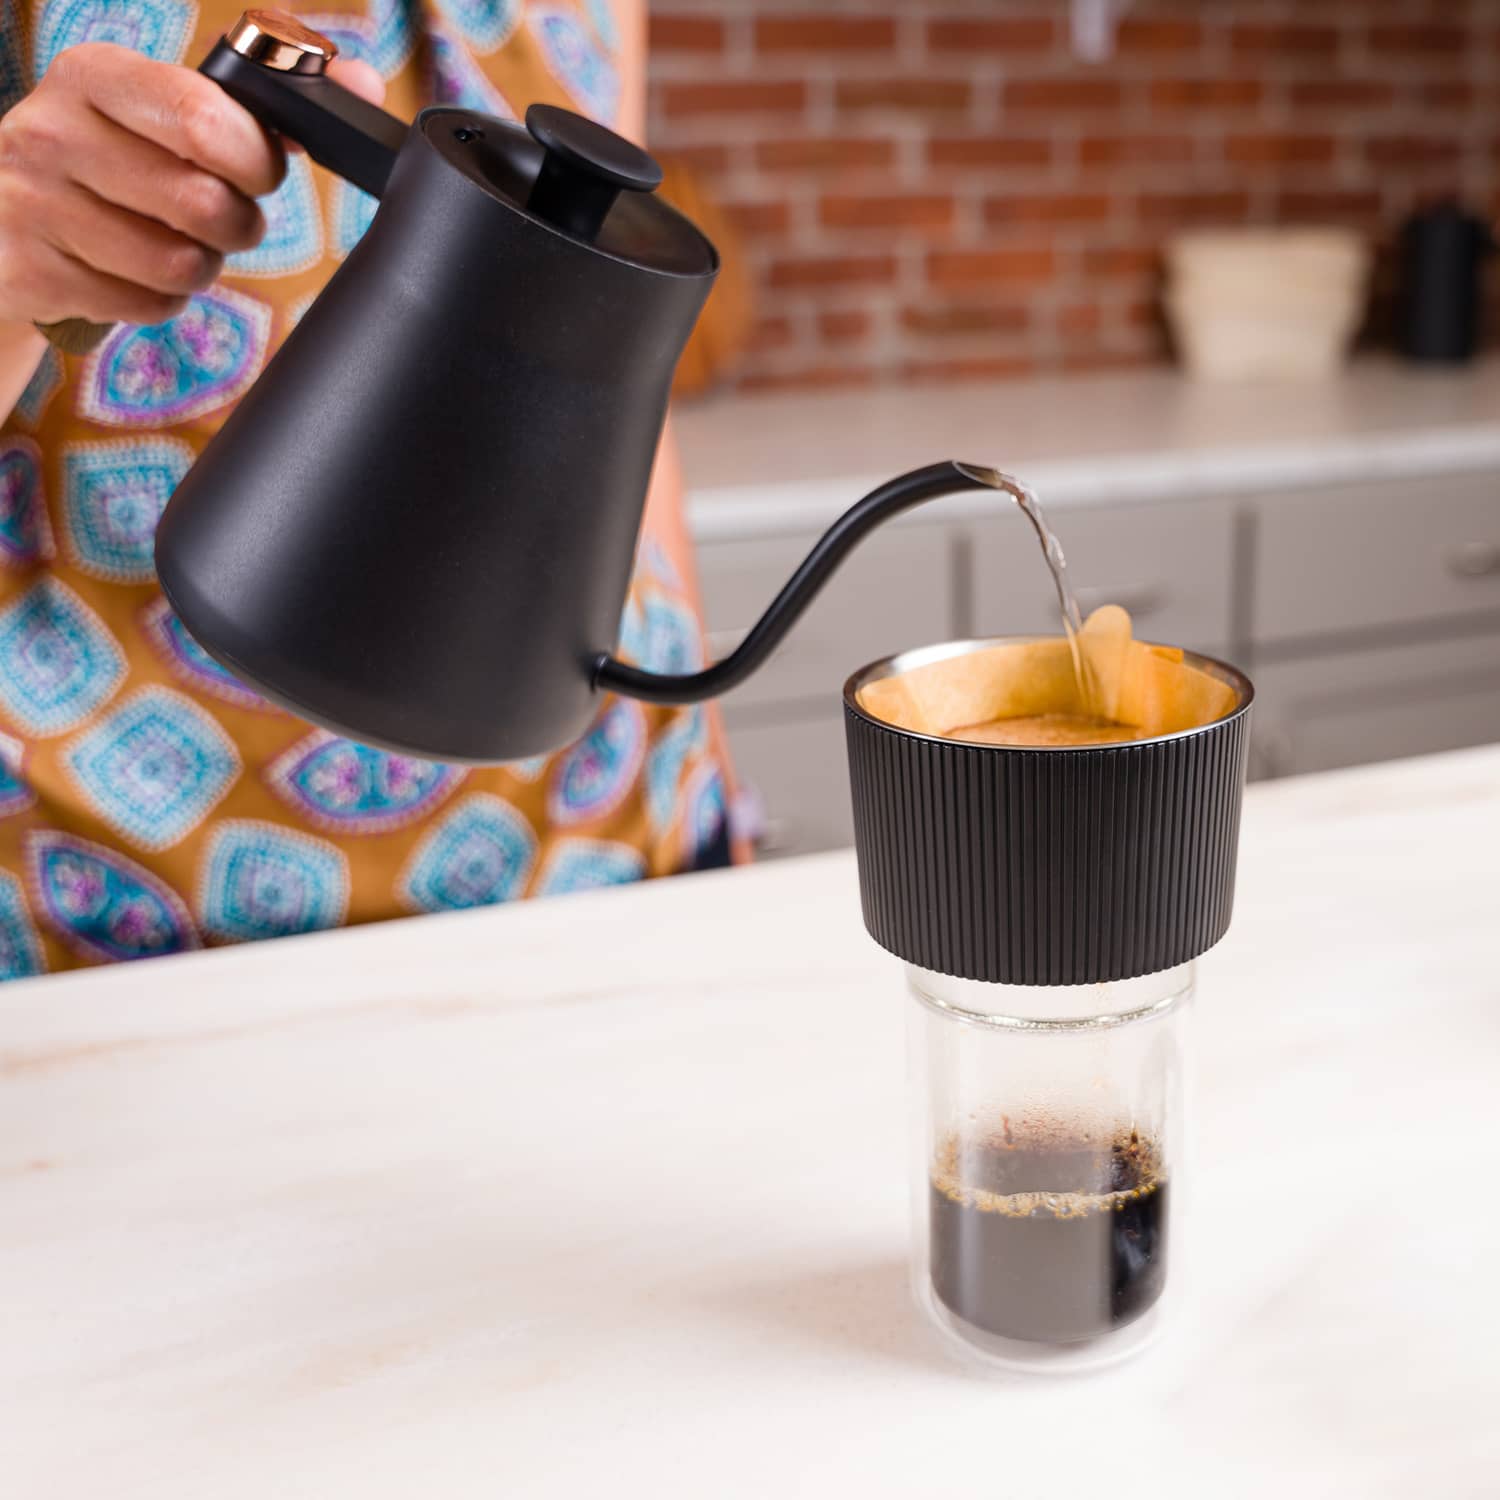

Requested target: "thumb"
[{"left": 327, "top": 58, "right": 385, "bottom": 107}]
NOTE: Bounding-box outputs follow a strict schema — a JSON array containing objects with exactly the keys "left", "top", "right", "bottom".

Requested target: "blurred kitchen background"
[{"left": 647, "top": 0, "right": 1500, "bottom": 856}]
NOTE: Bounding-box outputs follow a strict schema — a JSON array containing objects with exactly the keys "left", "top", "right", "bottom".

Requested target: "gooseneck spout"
[{"left": 593, "top": 461, "right": 1012, "bottom": 706}]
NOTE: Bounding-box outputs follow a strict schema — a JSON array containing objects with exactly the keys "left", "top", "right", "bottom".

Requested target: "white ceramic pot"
[{"left": 1163, "top": 228, "right": 1372, "bottom": 381}]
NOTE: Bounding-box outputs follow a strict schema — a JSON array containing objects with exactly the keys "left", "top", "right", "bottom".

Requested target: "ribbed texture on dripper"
[{"left": 844, "top": 697, "right": 1251, "bottom": 985}]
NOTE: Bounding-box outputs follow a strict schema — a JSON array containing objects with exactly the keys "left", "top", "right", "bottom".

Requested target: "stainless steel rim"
[{"left": 842, "top": 633, "right": 1255, "bottom": 752}]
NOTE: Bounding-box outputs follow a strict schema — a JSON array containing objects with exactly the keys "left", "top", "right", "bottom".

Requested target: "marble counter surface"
[
  {"left": 4, "top": 747, "right": 1500, "bottom": 1498},
  {"left": 677, "top": 357, "right": 1500, "bottom": 540}
]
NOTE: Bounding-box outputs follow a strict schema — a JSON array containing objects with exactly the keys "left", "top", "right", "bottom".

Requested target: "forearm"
[{"left": 0, "top": 319, "right": 46, "bottom": 421}]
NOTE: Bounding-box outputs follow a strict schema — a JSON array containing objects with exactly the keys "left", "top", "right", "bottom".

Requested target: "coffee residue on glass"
[{"left": 929, "top": 1123, "right": 1168, "bottom": 1344}]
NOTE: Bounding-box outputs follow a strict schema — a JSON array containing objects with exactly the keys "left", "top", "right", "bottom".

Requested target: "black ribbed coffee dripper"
[{"left": 843, "top": 640, "right": 1253, "bottom": 986}]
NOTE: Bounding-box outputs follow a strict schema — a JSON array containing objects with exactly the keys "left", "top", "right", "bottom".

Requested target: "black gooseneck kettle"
[{"left": 150, "top": 10, "right": 1003, "bottom": 762}]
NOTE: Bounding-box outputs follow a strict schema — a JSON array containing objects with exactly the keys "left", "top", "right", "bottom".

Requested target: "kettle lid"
[{"left": 426, "top": 102, "right": 717, "bottom": 278}]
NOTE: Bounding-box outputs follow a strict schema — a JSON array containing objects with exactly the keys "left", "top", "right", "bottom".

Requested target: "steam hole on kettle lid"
[{"left": 454, "top": 127, "right": 482, "bottom": 143}]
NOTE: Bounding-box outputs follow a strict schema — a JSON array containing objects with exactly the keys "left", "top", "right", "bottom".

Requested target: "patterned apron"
[{"left": 0, "top": 0, "right": 734, "bottom": 974}]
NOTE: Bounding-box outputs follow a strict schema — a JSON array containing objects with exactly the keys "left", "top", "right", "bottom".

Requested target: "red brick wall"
[{"left": 646, "top": 1, "right": 1497, "bottom": 391}]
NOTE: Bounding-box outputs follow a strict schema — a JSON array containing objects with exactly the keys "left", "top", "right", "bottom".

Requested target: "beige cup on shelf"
[{"left": 1164, "top": 228, "right": 1372, "bottom": 382}]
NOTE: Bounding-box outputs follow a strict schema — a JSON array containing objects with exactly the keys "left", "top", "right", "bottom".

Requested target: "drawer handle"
[
  {"left": 1073, "top": 583, "right": 1168, "bottom": 618},
  {"left": 1446, "top": 541, "right": 1500, "bottom": 579}
]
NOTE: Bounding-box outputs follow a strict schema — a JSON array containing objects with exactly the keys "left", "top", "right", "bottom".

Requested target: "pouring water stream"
[{"left": 962, "top": 468, "right": 1092, "bottom": 714}]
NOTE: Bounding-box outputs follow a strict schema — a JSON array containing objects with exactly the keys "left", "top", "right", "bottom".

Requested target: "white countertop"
[
  {"left": 678, "top": 358, "right": 1500, "bottom": 540},
  {"left": 5, "top": 747, "right": 1500, "bottom": 1497}
]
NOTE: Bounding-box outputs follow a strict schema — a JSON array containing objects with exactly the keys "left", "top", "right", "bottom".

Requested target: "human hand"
[{"left": 0, "top": 41, "right": 383, "bottom": 328}]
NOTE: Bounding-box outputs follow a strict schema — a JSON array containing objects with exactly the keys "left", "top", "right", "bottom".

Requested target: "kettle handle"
[
  {"left": 593, "top": 461, "right": 1011, "bottom": 705},
  {"left": 36, "top": 11, "right": 406, "bottom": 354},
  {"left": 198, "top": 21, "right": 407, "bottom": 199}
]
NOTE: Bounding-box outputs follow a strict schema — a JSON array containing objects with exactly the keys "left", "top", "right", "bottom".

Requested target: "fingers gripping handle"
[
  {"left": 197, "top": 38, "right": 406, "bottom": 198},
  {"left": 37, "top": 9, "right": 406, "bottom": 355}
]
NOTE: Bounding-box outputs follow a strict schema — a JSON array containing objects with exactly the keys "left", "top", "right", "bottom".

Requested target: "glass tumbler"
[{"left": 909, "top": 962, "right": 1190, "bottom": 1372}]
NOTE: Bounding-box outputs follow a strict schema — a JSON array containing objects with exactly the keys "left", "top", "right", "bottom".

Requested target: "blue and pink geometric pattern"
[
  {"left": 0, "top": 870, "right": 44, "bottom": 979},
  {"left": 0, "top": 0, "right": 716, "bottom": 977},
  {"left": 26, "top": 830, "right": 198, "bottom": 963},
  {"left": 266, "top": 730, "right": 466, "bottom": 835},
  {"left": 0, "top": 437, "right": 55, "bottom": 568},
  {"left": 0, "top": 578, "right": 125, "bottom": 736},
  {"left": 286, "top": 293, "right": 317, "bottom": 331},
  {"left": 645, "top": 707, "right": 705, "bottom": 834},
  {"left": 616, "top": 594, "right": 646, "bottom": 664},
  {"left": 427, "top": 23, "right": 516, "bottom": 113},
  {"left": 139, "top": 597, "right": 270, "bottom": 711},
  {"left": 435, "top": 0, "right": 519, "bottom": 54},
  {"left": 79, "top": 287, "right": 272, "bottom": 427},
  {"left": 368, "top": 0, "right": 416, "bottom": 76},
  {"left": 33, "top": 0, "right": 194, "bottom": 78},
  {"left": 681, "top": 762, "right": 727, "bottom": 863},
  {"left": 0, "top": 731, "right": 34, "bottom": 818},
  {"left": 0, "top": 3, "right": 25, "bottom": 116},
  {"left": 638, "top": 536, "right": 682, "bottom": 591},
  {"left": 399, "top": 793, "right": 537, "bottom": 912},
  {"left": 298, "top": 12, "right": 375, "bottom": 64},
  {"left": 226, "top": 155, "right": 323, "bottom": 278},
  {"left": 501, "top": 755, "right": 548, "bottom": 783},
  {"left": 546, "top": 697, "right": 646, "bottom": 826},
  {"left": 535, "top": 837, "right": 644, "bottom": 896},
  {"left": 331, "top": 182, "right": 379, "bottom": 259},
  {"left": 61, "top": 438, "right": 191, "bottom": 582},
  {"left": 14, "top": 349, "right": 63, "bottom": 429},
  {"left": 583, "top": 0, "right": 618, "bottom": 50},
  {"left": 399, "top": 798, "right": 540, "bottom": 912},
  {"left": 529, "top": 5, "right": 619, "bottom": 123},
  {"left": 61, "top": 686, "right": 240, "bottom": 851},
  {"left": 636, "top": 589, "right": 704, "bottom": 677},
  {"left": 198, "top": 820, "right": 349, "bottom": 942}
]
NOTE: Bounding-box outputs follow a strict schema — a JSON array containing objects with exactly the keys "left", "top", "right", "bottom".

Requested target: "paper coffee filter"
[{"left": 857, "top": 605, "right": 1238, "bottom": 742}]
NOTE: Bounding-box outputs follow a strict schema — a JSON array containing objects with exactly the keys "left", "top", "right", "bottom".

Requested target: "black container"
[
  {"left": 1396, "top": 201, "right": 1494, "bottom": 365},
  {"left": 843, "top": 638, "right": 1254, "bottom": 988}
]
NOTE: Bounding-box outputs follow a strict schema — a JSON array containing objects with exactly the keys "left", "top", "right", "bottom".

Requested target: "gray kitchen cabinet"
[
  {"left": 1248, "top": 632, "right": 1500, "bottom": 780},
  {"left": 1253, "top": 472, "right": 1500, "bottom": 646},
  {"left": 970, "top": 496, "right": 1236, "bottom": 653},
  {"left": 698, "top": 526, "right": 954, "bottom": 712},
  {"left": 722, "top": 709, "right": 854, "bottom": 857}
]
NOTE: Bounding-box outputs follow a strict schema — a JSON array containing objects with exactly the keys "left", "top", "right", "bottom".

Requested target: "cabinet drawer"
[
  {"left": 1249, "top": 633, "right": 1500, "bottom": 780},
  {"left": 1253, "top": 472, "right": 1500, "bottom": 644},
  {"left": 971, "top": 498, "right": 1235, "bottom": 651},
  {"left": 697, "top": 526, "right": 952, "bottom": 712},
  {"left": 724, "top": 710, "right": 853, "bottom": 857}
]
